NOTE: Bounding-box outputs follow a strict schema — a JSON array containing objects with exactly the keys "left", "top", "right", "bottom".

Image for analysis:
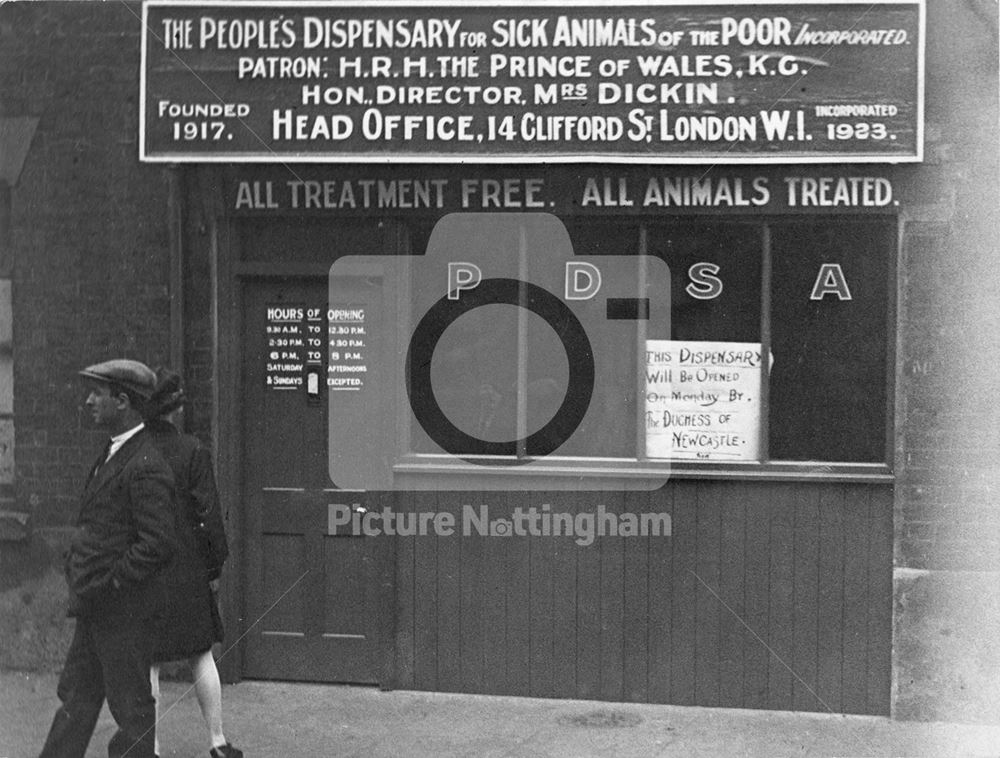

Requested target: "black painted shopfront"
[{"left": 181, "top": 164, "right": 899, "bottom": 715}]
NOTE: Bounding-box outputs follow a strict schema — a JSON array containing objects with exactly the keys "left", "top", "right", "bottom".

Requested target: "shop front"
[
  {"left": 182, "top": 163, "right": 894, "bottom": 714},
  {"left": 141, "top": 0, "right": 924, "bottom": 716}
]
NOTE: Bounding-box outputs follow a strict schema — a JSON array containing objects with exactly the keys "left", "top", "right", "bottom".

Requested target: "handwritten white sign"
[{"left": 645, "top": 340, "right": 764, "bottom": 461}]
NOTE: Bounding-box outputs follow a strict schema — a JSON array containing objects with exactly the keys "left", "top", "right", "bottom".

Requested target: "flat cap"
[{"left": 79, "top": 359, "right": 157, "bottom": 398}]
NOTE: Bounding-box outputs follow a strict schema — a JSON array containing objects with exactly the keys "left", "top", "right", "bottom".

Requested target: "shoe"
[{"left": 210, "top": 745, "right": 244, "bottom": 758}]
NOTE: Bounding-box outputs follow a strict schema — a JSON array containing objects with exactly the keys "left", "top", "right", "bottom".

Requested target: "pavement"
[{"left": 2, "top": 671, "right": 1000, "bottom": 758}]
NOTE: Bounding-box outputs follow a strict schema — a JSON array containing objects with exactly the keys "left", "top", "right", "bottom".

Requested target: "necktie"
[{"left": 90, "top": 439, "right": 113, "bottom": 480}]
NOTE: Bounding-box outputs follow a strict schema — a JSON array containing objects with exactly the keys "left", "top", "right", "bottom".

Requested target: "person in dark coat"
[
  {"left": 144, "top": 370, "right": 243, "bottom": 758},
  {"left": 39, "top": 359, "right": 176, "bottom": 758}
]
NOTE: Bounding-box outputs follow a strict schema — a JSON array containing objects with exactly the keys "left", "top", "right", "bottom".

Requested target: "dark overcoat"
[
  {"left": 65, "top": 430, "right": 176, "bottom": 620},
  {"left": 145, "top": 420, "right": 230, "bottom": 661}
]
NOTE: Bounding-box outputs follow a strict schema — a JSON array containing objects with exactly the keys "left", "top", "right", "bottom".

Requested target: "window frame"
[{"left": 392, "top": 214, "right": 897, "bottom": 486}]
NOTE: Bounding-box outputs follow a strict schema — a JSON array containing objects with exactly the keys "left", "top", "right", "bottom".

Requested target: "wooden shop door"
[{"left": 240, "top": 276, "right": 390, "bottom": 684}]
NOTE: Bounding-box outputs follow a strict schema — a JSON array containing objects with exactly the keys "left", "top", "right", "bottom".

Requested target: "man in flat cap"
[{"left": 39, "top": 360, "right": 177, "bottom": 758}]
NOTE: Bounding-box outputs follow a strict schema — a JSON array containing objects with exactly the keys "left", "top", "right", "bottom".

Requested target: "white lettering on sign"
[
  {"left": 286, "top": 179, "right": 448, "bottom": 209},
  {"left": 810, "top": 263, "right": 853, "bottom": 300},
  {"left": 447, "top": 263, "right": 482, "bottom": 299},
  {"left": 229, "top": 173, "right": 895, "bottom": 213},
  {"left": 145, "top": 5, "right": 922, "bottom": 162},
  {"left": 235, "top": 181, "right": 280, "bottom": 209},
  {"left": 300, "top": 17, "right": 464, "bottom": 49},
  {"left": 564, "top": 262, "right": 602, "bottom": 301},
  {"left": 267, "top": 306, "right": 303, "bottom": 321},
  {"left": 685, "top": 263, "right": 723, "bottom": 300},
  {"left": 328, "top": 303, "right": 368, "bottom": 391},
  {"left": 784, "top": 176, "right": 893, "bottom": 206},
  {"left": 460, "top": 178, "right": 545, "bottom": 208},
  {"left": 642, "top": 176, "right": 771, "bottom": 207},
  {"left": 238, "top": 56, "right": 322, "bottom": 79},
  {"left": 265, "top": 304, "right": 308, "bottom": 390}
]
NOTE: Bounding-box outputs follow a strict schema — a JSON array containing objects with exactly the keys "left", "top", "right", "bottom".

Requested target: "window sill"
[{"left": 390, "top": 455, "right": 893, "bottom": 488}]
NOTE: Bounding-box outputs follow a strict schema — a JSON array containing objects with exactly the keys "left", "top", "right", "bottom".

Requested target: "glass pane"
[
  {"left": 429, "top": 303, "right": 521, "bottom": 445},
  {"left": 644, "top": 221, "right": 764, "bottom": 462},
  {"left": 531, "top": 220, "right": 641, "bottom": 458},
  {"left": 407, "top": 218, "right": 522, "bottom": 454},
  {"left": 646, "top": 221, "right": 762, "bottom": 342},
  {"left": 769, "top": 219, "right": 891, "bottom": 463}
]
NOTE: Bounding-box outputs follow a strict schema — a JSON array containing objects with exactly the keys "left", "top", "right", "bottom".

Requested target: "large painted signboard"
[{"left": 140, "top": 1, "right": 924, "bottom": 163}]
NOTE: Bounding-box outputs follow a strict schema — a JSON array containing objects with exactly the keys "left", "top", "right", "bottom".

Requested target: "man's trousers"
[{"left": 38, "top": 613, "right": 157, "bottom": 758}]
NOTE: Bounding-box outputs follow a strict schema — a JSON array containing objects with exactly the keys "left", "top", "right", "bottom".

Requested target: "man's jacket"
[{"left": 65, "top": 430, "right": 177, "bottom": 618}]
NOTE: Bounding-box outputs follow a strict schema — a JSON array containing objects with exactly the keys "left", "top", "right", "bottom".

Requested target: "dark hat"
[
  {"left": 79, "top": 359, "right": 157, "bottom": 398},
  {"left": 144, "top": 368, "right": 185, "bottom": 420}
]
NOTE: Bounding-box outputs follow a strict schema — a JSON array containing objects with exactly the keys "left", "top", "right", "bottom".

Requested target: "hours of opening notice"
[{"left": 141, "top": 2, "right": 922, "bottom": 162}]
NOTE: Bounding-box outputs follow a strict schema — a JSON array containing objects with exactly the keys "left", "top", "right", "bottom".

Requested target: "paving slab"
[{"left": 2, "top": 671, "right": 999, "bottom": 758}]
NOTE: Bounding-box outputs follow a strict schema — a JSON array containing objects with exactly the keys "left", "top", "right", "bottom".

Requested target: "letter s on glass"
[{"left": 686, "top": 262, "right": 723, "bottom": 300}]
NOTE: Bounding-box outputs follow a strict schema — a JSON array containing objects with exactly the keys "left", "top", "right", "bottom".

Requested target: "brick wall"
[
  {"left": 0, "top": 2, "right": 173, "bottom": 527},
  {"left": 895, "top": 0, "right": 1000, "bottom": 573},
  {"left": 890, "top": 0, "right": 1000, "bottom": 722},
  {"left": 179, "top": 169, "right": 217, "bottom": 446}
]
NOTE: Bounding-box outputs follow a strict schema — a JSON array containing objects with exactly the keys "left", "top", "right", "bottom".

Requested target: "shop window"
[
  {"left": 535, "top": 220, "right": 642, "bottom": 458},
  {"left": 646, "top": 220, "right": 762, "bottom": 343},
  {"left": 769, "top": 219, "right": 891, "bottom": 463},
  {"left": 402, "top": 214, "right": 893, "bottom": 476}
]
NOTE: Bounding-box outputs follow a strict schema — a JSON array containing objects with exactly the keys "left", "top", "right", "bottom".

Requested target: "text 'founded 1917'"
[{"left": 141, "top": 1, "right": 924, "bottom": 163}]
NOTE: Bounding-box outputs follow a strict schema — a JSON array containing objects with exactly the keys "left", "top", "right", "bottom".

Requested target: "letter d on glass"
[{"left": 565, "top": 261, "right": 602, "bottom": 300}]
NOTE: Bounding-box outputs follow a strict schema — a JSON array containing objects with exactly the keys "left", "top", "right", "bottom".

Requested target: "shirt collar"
[{"left": 106, "top": 422, "right": 145, "bottom": 461}]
